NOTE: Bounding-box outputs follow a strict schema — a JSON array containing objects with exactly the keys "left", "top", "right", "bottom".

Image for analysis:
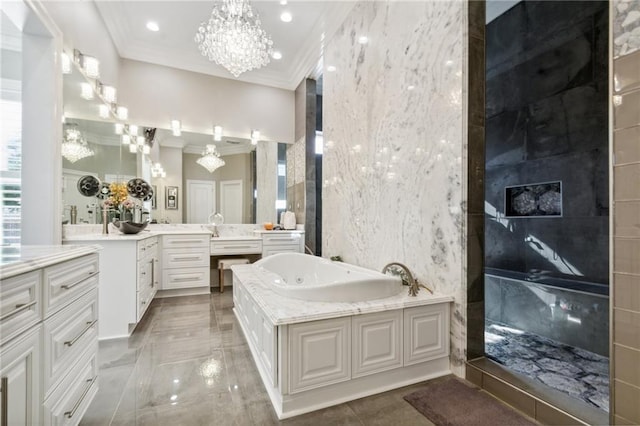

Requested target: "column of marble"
[
  {"left": 612, "top": 1, "right": 640, "bottom": 424},
  {"left": 323, "top": 1, "right": 467, "bottom": 375}
]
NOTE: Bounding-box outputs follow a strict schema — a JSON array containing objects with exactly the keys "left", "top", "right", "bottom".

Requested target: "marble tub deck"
[
  {"left": 80, "top": 292, "right": 445, "bottom": 426},
  {"left": 485, "top": 320, "right": 609, "bottom": 412}
]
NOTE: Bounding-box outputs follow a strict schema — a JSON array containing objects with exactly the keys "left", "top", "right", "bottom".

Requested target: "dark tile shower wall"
[{"left": 485, "top": 1, "right": 609, "bottom": 285}]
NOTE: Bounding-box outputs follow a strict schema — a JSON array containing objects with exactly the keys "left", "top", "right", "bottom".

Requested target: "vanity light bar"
[
  {"left": 80, "top": 83, "right": 94, "bottom": 100},
  {"left": 99, "top": 104, "right": 110, "bottom": 119},
  {"left": 61, "top": 52, "right": 72, "bottom": 74},
  {"left": 117, "top": 106, "right": 128, "bottom": 120},
  {"left": 102, "top": 85, "right": 117, "bottom": 103},
  {"left": 251, "top": 130, "right": 260, "bottom": 145},
  {"left": 213, "top": 125, "right": 223, "bottom": 141},
  {"left": 171, "top": 120, "right": 181, "bottom": 137},
  {"left": 82, "top": 55, "right": 100, "bottom": 79}
]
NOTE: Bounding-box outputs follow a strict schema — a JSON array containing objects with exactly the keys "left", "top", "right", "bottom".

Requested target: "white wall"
[
  {"left": 118, "top": 59, "right": 295, "bottom": 144},
  {"left": 323, "top": 1, "right": 467, "bottom": 376}
]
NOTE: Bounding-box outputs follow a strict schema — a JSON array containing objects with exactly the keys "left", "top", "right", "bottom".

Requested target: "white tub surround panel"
[
  {"left": 256, "top": 140, "right": 279, "bottom": 225},
  {"left": 322, "top": 1, "right": 467, "bottom": 375},
  {"left": 232, "top": 264, "right": 452, "bottom": 419}
]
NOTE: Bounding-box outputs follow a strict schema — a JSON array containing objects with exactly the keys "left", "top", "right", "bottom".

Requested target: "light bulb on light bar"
[
  {"left": 160, "top": 171, "right": 166, "bottom": 178},
  {"left": 171, "top": 120, "right": 181, "bottom": 137},
  {"left": 80, "top": 83, "right": 93, "bottom": 100},
  {"left": 99, "top": 104, "right": 110, "bottom": 118},
  {"left": 136, "top": 135, "right": 145, "bottom": 146},
  {"left": 61, "top": 52, "right": 71, "bottom": 74},
  {"left": 122, "top": 134, "right": 131, "bottom": 145},
  {"left": 213, "top": 125, "right": 223, "bottom": 141},
  {"left": 115, "top": 123, "right": 124, "bottom": 135},
  {"left": 102, "top": 85, "right": 117, "bottom": 103},
  {"left": 142, "top": 145, "right": 150, "bottom": 155},
  {"left": 129, "top": 143, "right": 137, "bottom": 153},
  {"left": 251, "top": 130, "right": 260, "bottom": 145},
  {"left": 83, "top": 55, "right": 100, "bottom": 78},
  {"left": 129, "top": 125, "right": 139, "bottom": 135},
  {"left": 117, "top": 106, "right": 128, "bottom": 120}
]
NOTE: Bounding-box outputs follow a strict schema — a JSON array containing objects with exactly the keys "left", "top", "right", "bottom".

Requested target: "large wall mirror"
[{"left": 61, "top": 57, "right": 286, "bottom": 226}]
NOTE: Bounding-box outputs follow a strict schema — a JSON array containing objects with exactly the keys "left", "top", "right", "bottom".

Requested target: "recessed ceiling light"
[
  {"left": 280, "top": 0, "right": 287, "bottom": 4},
  {"left": 280, "top": 11, "right": 292, "bottom": 22},
  {"left": 146, "top": 21, "right": 159, "bottom": 32},
  {"left": 327, "top": 65, "right": 337, "bottom": 72},
  {"left": 272, "top": 51, "right": 282, "bottom": 60},
  {"left": 407, "top": 85, "right": 416, "bottom": 91},
  {"left": 358, "top": 36, "right": 369, "bottom": 44}
]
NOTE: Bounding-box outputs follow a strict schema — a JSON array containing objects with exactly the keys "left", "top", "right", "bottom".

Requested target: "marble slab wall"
[
  {"left": 323, "top": 1, "right": 467, "bottom": 375},
  {"left": 256, "top": 140, "right": 278, "bottom": 224},
  {"left": 485, "top": 1, "right": 609, "bottom": 285}
]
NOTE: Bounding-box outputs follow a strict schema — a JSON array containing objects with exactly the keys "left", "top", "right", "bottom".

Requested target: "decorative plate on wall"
[{"left": 77, "top": 175, "right": 101, "bottom": 197}]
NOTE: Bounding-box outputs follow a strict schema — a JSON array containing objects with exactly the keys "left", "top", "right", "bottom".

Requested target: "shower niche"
[{"left": 505, "top": 181, "right": 562, "bottom": 218}]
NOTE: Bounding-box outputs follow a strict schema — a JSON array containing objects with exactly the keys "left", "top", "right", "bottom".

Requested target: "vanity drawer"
[
  {"left": 43, "top": 341, "right": 98, "bottom": 426},
  {"left": 43, "top": 288, "right": 98, "bottom": 396},
  {"left": 262, "top": 245, "right": 302, "bottom": 257},
  {"left": 210, "top": 239, "right": 262, "bottom": 255},
  {"left": 163, "top": 234, "right": 209, "bottom": 248},
  {"left": 137, "top": 237, "right": 159, "bottom": 260},
  {"left": 162, "top": 248, "right": 209, "bottom": 269},
  {"left": 162, "top": 268, "right": 209, "bottom": 290},
  {"left": 0, "top": 271, "right": 41, "bottom": 345},
  {"left": 43, "top": 254, "right": 99, "bottom": 318},
  {"left": 262, "top": 233, "right": 303, "bottom": 246},
  {"left": 136, "top": 286, "right": 155, "bottom": 322}
]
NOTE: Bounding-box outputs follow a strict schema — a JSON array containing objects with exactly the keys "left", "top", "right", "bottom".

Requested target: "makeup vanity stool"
[{"left": 218, "top": 258, "right": 250, "bottom": 293}]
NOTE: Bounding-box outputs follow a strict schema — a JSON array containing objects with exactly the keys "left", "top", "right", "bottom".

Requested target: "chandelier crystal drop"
[
  {"left": 197, "top": 144, "right": 226, "bottom": 173},
  {"left": 62, "top": 125, "right": 94, "bottom": 163},
  {"left": 195, "top": 0, "right": 274, "bottom": 77}
]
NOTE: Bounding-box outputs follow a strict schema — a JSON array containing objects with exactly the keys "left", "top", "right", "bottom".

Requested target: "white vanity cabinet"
[
  {"left": 160, "top": 234, "right": 210, "bottom": 292},
  {"left": 137, "top": 237, "right": 159, "bottom": 321},
  {"left": 256, "top": 231, "right": 305, "bottom": 257},
  {"left": 0, "top": 247, "right": 100, "bottom": 426}
]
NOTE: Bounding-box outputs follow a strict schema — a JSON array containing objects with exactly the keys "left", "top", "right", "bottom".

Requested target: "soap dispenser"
[{"left": 282, "top": 211, "right": 296, "bottom": 230}]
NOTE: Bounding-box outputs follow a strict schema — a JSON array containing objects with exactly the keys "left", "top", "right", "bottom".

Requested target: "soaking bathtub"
[
  {"left": 254, "top": 253, "right": 403, "bottom": 302},
  {"left": 230, "top": 254, "right": 454, "bottom": 419}
]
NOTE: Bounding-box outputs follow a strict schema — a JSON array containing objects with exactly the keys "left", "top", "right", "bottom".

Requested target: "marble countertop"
[
  {"left": 63, "top": 229, "right": 212, "bottom": 242},
  {"left": 231, "top": 264, "right": 454, "bottom": 325},
  {"left": 0, "top": 244, "right": 102, "bottom": 280},
  {"left": 253, "top": 229, "right": 305, "bottom": 234}
]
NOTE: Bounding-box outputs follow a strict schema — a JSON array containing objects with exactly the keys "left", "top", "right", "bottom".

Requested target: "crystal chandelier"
[
  {"left": 62, "top": 125, "right": 94, "bottom": 163},
  {"left": 197, "top": 145, "right": 226, "bottom": 173},
  {"left": 195, "top": 0, "right": 274, "bottom": 77}
]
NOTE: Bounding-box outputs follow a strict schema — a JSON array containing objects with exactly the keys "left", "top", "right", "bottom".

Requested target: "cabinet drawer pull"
[
  {"left": 173, "top": 256, "right": 201, "bottom": 261},
  {"left": 0, "top": 300, "right": 37, "bottom": 321},
  {"left": 61, "top": 271, "right": 99, "bottom": 290},
  {"left": 64, "top": 376, "right": 97, "bottom": 419},
  {"left": 64, "top": 319, "right": 98, "bottom": 347},
  {"left": 170, "top": 239, "right": 203, "bottom": 244},
  {"left": 1, "top": 377, "right": 7, "bottom": 426},
  {"left": 222, "top": 245, "right": 253, "bottom": 249},
  {"left": 172, "top": 276, "right": 200, "bottom": 283}
]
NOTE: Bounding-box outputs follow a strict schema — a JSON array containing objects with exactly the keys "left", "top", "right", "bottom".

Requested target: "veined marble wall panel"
[
  {"left": 613, "top": 0, "right": 640, "bottom": 57},
  {"left": 256, "top": 141, "right": 278, "bottom": 224},
  {"left": 323, "top": 1, "right": 466, "bottom": 375}
]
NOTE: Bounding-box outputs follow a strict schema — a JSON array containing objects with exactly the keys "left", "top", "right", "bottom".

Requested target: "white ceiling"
[{"left": 95, "top": 1, "right": 355, "bottom": 90}]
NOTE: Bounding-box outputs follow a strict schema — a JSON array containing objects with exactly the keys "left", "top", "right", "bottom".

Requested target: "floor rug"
[{"left": 404, "top": 378, "right": 537, "bottom": 426}]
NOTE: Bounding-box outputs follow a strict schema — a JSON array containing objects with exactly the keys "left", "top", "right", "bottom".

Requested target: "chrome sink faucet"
[{"left": 382, "top": 262, "right": 433, "bottom": 297}]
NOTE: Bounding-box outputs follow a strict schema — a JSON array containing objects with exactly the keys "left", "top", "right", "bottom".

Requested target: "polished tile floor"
[{"left": 80, "top": 292, "right": 439, "bottom": 426}]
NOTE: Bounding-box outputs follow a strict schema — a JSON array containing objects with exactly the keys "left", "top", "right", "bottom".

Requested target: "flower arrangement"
[{"left": 108, "top": 182, "right": 128, "bottom": 206}]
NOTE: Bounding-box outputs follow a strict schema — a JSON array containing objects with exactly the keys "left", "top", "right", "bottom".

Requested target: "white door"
[
  {"left": 220, "top": 180, "right": 243, "bottom": 223},
  {"left": 187, "top": 180, "right": 215, "bottom": 223}
]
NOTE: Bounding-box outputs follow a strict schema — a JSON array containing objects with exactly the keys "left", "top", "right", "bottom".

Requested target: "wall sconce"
[
  {"left": 102, "top": 85, "right": 117, "bottom": 103},
  {"left": 80, "top": 83, "right": 93, "bottom": 100},
  {"left": 213, "top": 125, "right": 223, "bottom": 141},
  {"left": 82, "top": 55, "right": 100, "bottom": 79},
  {"left": 61, "top": 52, "right": 71, "bottom": 74},
  {"left": 99, "top": 104, "right": 110, "bottom": 118},
  {"left": 151, "top": 162, "right": 166, "bottom": 178},
  {"left": 251, "top": 129, "right": 260, "bottom": 145},
  {"left": 171, "top": 120, "right": 181, "bottom": 137}
]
